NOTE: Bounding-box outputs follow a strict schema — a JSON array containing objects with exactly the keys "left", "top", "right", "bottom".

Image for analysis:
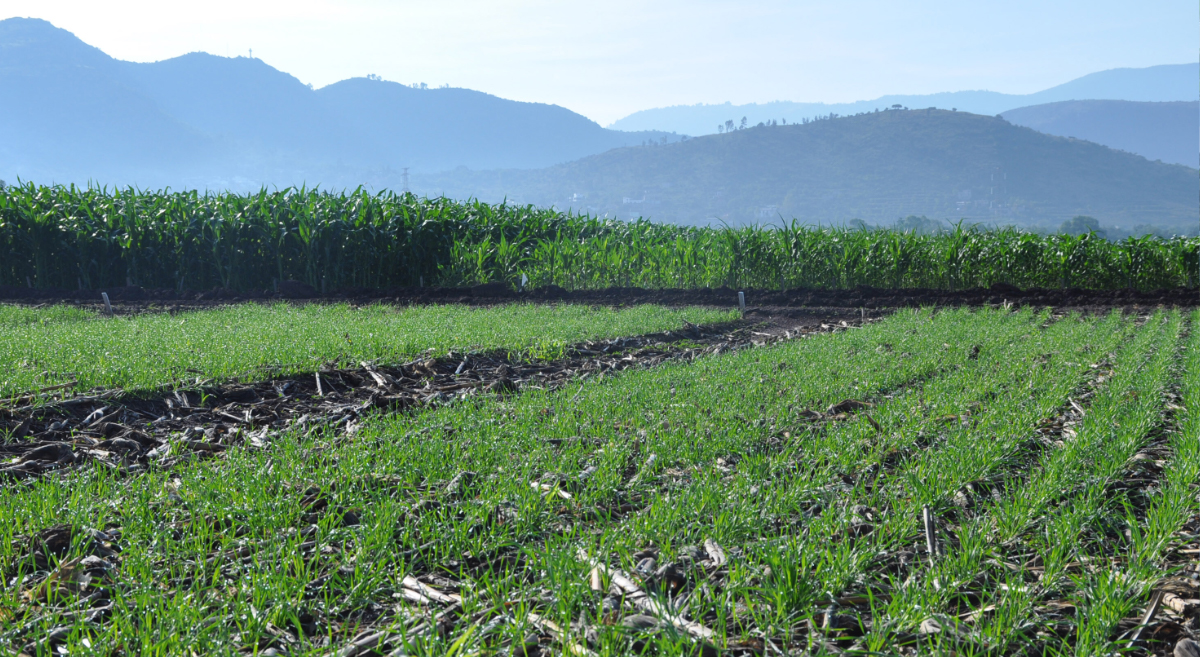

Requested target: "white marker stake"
[
  {"left": 26, "top": 276, "right": 32, "bottom": 288},
  {"left": 520, "top": 273, "right": 528, "bottom": 291},
  {"left": 738, "top": 291, "right": 746, "bottom": 314},
  {"left": 101, "top": 292, "right": 112, "bottom": 316}
]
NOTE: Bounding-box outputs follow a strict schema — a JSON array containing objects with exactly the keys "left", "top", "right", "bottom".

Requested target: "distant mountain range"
[
  {"left": 415, "top": 109, "right": 1199, "bottom": 234},
  {"left": 1000, "top": 100, "right": 1198, "bottom": 168},
  {"left": 0, "top": 18, "right": 679, "bottom": 189},
  {"left": 1, "top": 15, "right": 1196, "bottom": 236},
  {"left": 609, "top": 64, "right": 1200, "bottom": 137}
]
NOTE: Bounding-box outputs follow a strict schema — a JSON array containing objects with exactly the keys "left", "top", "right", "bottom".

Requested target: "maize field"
[{"left": 1, "top": 183, "right": 1196, "bottom": 293}]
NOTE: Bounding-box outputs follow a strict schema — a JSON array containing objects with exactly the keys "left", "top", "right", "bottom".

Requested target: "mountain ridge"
[
  {"left": 1000, "top": 100, "right": 1199, "bottom": 168},
  {"left": 415, "top": 108, "right": 1199, "bottom": 233},
  {"left": 0, "top": 17, "right": 680, "bottom": 189},
  {"left": 609, "top": 63, "right": 1200, "bottom": 135}
]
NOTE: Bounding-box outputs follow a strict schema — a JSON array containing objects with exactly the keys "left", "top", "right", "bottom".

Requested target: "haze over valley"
[
  {"left": 415, "top": 108, "right": 1198, "bottom": 236},
  {"left": 608, "top": 64, "right": 1198, "bottom": 140},
  {"left": 0, "top": 19, "right": 681, "bottom": 189}
]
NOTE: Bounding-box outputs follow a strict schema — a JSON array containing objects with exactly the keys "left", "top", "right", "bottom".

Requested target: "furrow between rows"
[
  {"left": 892, "top": 310, "right": 1184, "bottom": 654},
  {"left": 746, "top": 311, "right": 1128, "bottom": 651},
  {"left": 516, "top": 309, "right": 1111, "bottom": 652},
  {"left": 1065, "top": 310, "right": 1200, "bottom": 655}
]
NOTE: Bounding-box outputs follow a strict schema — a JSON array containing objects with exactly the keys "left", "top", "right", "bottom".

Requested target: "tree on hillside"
[
  {"left": 1059, "top": 215, "right": 1107, "bottom": 238},
  {"left": 739, "top": 117, "right": 748, "bottom": 129},
  {"left": 1132, "top": 223, "right": 1178, "bottom": 238},
  {"left": 894, "top": 215, "right": 946, "bottom": 234},
  {"left": 725, "top": 120, "right": 735, "bottom": 132}
]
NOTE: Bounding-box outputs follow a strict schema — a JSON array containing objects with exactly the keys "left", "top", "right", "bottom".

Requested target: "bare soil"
[{"left": 1, "top": 283, "right": 1195, "bottom": 314}]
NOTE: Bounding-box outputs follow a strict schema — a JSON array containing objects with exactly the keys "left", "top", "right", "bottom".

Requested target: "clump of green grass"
[
  {"left": 0, "top": 305, "right": 93, "bottom": 328},
  {"left": 0, "top": 302, "right": 737, "bottom": 397}
]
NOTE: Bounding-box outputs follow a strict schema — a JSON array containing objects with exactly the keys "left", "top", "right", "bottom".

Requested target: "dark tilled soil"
[
  {"left": 0, "top": 313, "right": 847, "bottom": 481},
  {"left": 2, "top": 282, "right": 1196, "bottom": 313}
]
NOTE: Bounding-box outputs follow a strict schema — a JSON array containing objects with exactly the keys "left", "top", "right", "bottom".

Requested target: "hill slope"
[
  {"left": 1029, "top": 65, "right": 1200, "bottom": 104},
  {"left": 315, "top": 79, "right": 679, "bottom": 172},
  {"left": 610, "top": 63, "right": 1200, "bottom": 135},
  {"left": 1000, "top": 100, "right": 1199, "bottom": 168},
  {"left": 0, "top": 18, "right": 677, "bottom": 188},
  {"left": 417, "top": 109, "right": 1199, "bottom": 231},
  {"left": 0, "top": 18, "right": 216, "bottom": 184}
]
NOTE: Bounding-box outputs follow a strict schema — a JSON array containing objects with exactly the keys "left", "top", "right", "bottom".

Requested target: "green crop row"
[
  {"left": 710, "top": 309, "right": 1122, "bottom": 651},
  {"left": 0, "top": 303, "right": 736, "bottom": 398},
  {"left": 3, "top": 308, "right": 1132, "bottom": 656},
  {"left": 2, "top": 184, "right": 1196, "bottom": 293},
  {"left": 910, "top": 311, "right": 1180, "bottom": 653},
  {"left": 1057, "top": 311, "right": 1198, "bottom": 654}
]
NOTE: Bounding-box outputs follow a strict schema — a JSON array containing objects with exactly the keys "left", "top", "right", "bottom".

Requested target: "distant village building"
[
  {"left": 623, "top": 192, "right": 660, "bottom": 206},
  {"left": 758, "top": 205, "right": 778, "bottom": 218},
  {"left": 955, "top": 189, "right": 973, "bottom": 212}
]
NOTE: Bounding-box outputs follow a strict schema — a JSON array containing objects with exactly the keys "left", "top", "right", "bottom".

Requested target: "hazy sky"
[{"left": 2, "top": 0, "right": 1196, "bottom": 125}]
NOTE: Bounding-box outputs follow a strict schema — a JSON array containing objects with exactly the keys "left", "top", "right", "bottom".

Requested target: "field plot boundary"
[{"left": 1, "top": 283, "right": 1196, "bottom": 313}]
